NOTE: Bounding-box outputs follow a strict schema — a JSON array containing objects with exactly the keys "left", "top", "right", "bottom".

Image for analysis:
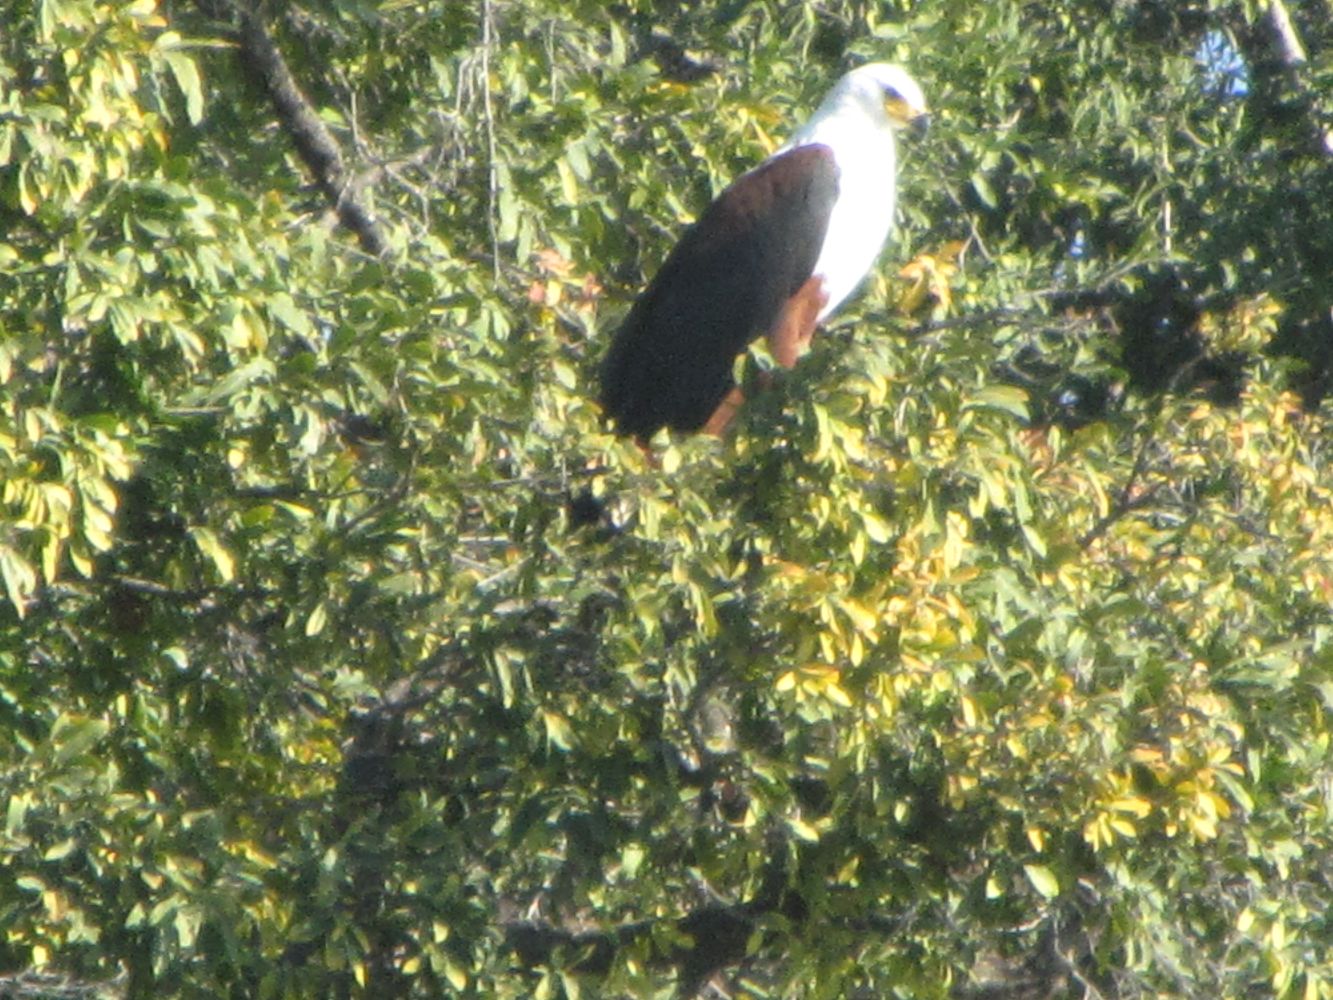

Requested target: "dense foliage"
[{"left": 2, "top": 0, "right": 1332, "bottom": 996}]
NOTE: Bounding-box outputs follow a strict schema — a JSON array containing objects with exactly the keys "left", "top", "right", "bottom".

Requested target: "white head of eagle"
[{"left": 600, "top": 63, "right": 930, "bottom": 440}]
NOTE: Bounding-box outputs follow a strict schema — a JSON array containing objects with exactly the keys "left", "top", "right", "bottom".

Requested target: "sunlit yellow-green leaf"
[
  {"left": 1024, "top": 864, "right": 1060, "bottom": 900},
  {"left": 190, "top": 526, "right": 236, "bottom": 583}
]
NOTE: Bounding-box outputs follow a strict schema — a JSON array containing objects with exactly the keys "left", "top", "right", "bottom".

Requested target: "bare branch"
[
  {"left": 1265, "top": 0, "right": 1308, "bottom": 66},
  {"left": 480, "top": 0, "right": 502, "bottom": 281},
  {"left": 502, "top": 898, "right": 767, "bottom": 995},
  {"left": 1259, "top": 0, "right": 1333, "bottom": 157},
  {"left": 0, "top": 970, "right": 124, "bottom": 1000},
  {"left": 233, "top": 2, "right": 391, "bottom": 255}
]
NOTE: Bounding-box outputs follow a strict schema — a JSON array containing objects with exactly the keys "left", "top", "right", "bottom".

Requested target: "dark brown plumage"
[{"left": 599, "top": 144, "right": 839, "bottom": 439}]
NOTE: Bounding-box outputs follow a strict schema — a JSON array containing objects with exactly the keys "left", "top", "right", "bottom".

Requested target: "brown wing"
[{"left": 599, "top": 144, "right": 839, "bottom": 438}]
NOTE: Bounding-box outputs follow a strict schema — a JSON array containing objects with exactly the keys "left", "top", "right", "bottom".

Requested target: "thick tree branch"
[
  {"left": 1264, "top": 0, "right": 1308, "bottom": 66},
  {"left": 1256, "top": 1, "right": 1333, "bottom": 157},
  {"left": 0, "top": 970, "right": 125, "bottom": 1000},
  {"left": 499, "top": 835, "right": 797, "bottom": 997},
  {"left": 234, "top": 2, "right": 391, "bottom": 255},
  {"left": 503, "top": 900, "right": 767, "bottom": 996}
]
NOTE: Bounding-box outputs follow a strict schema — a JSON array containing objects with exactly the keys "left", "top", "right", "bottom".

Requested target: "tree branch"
[
  {"left": 233, "top": 2, "right": 391, "bottom": 255},
  {"left": 502, "top": 901, "right": 764, "bottom": 996},
  {"left": 502, "top": 829, "right": 794, "bottom": 995},
  {"left": 0, "top": 970, "right": 124, "bottom": 1000},
  {"left": 479, "top": 0, "right": 502, "bottom": 280},
  {"left": 1257, "top": 0, "right": 1333, "bottom": 157},
  {"left": 1264, "top": 0, "right": 1308, "bottom": 66}
]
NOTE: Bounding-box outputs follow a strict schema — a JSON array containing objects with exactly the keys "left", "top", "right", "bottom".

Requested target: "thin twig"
[
  {"left": 480, "top": 0, "right": 501, "bottom": 281},
  {"left": 940, "top": 181, "right": 993, "bottom": 263},
  {"left": 1077, "top": 352, "right": 1208, "bottom": 547},
  {"left": 910, "top": 307, "right": 1029, "bottom": 337}
]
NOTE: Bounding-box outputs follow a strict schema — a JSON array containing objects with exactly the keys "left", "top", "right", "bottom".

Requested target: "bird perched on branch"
[{"left": 599, "top": 63, "right": 929, "bottom": 441}]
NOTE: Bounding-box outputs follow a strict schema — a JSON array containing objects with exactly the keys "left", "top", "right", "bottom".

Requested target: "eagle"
[{"left": 599, "top": 63, "right": 929, "bottom": 440}]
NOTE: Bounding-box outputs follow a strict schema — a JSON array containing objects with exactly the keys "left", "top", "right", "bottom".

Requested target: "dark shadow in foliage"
[
  {"left": 1000, "top": 344, "right": 1122, "bottom": 432},
  {"left": 504, "top": 827, "right": 800, "bottom": 997},
  {"left": 1040, "top": 267, "right": 1247, "bottom": 408},
  {"left": 566, "top": 486, "right": 617, "bottom": 537},
  {"left": 1271, "top": 311, "right": 1333, "bottom": 409},
  {"left": 1111, "top": 269, "right": 1243, "bottom": 404}
]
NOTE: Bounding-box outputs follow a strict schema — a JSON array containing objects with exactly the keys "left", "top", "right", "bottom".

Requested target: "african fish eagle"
[{"left": 599, "top": 63, "right": 929, "bottom": 440}]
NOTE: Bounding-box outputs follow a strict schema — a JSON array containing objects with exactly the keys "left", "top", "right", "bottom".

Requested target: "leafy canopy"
[{"left": 1, "top": 0, "right": 1332, "bottom": 996}]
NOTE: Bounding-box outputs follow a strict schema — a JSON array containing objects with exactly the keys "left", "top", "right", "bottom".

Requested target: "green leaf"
[
  {"left": 971, "top": 171, "right": 999, "bottom": 209},
  {"left": 305, "top": 601, "right": 329, "bottom": 637},
  {"left": 0, "top": 545, "right": 37, "bottom": 617},
  {"left": 541, "top": 709, "right": 574, "bottom": 751},
  {"left": 162, "top": 46, "right": 205, "bottom": 125},
  {"left": 266, "top": 292, "right": 314, "bottom": 338},
  {"left": 42, "top": 837, "right": 79, "bottom": 861},
  {"left": 190, "top": 526, "right": 236, "bottom": 583},
  {"left": 443, "top": 959, "right": 468, "bottom": 992},
  {"left": 1024, "top": 863, "right": 1060, "bottom": 899},
  {"left": 964, "top": 384, "right": 1030, "bottom": 421},
  {"left": 50, "top": 715, "right": 110, "bottom": 765},
  {"left": 788, "top": 816, "right": 821, "bottom": 842}
]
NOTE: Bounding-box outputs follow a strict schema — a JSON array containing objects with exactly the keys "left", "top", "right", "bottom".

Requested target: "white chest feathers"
[{"left": 778, "top": 89, "right": 901, "bottom": 320}]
